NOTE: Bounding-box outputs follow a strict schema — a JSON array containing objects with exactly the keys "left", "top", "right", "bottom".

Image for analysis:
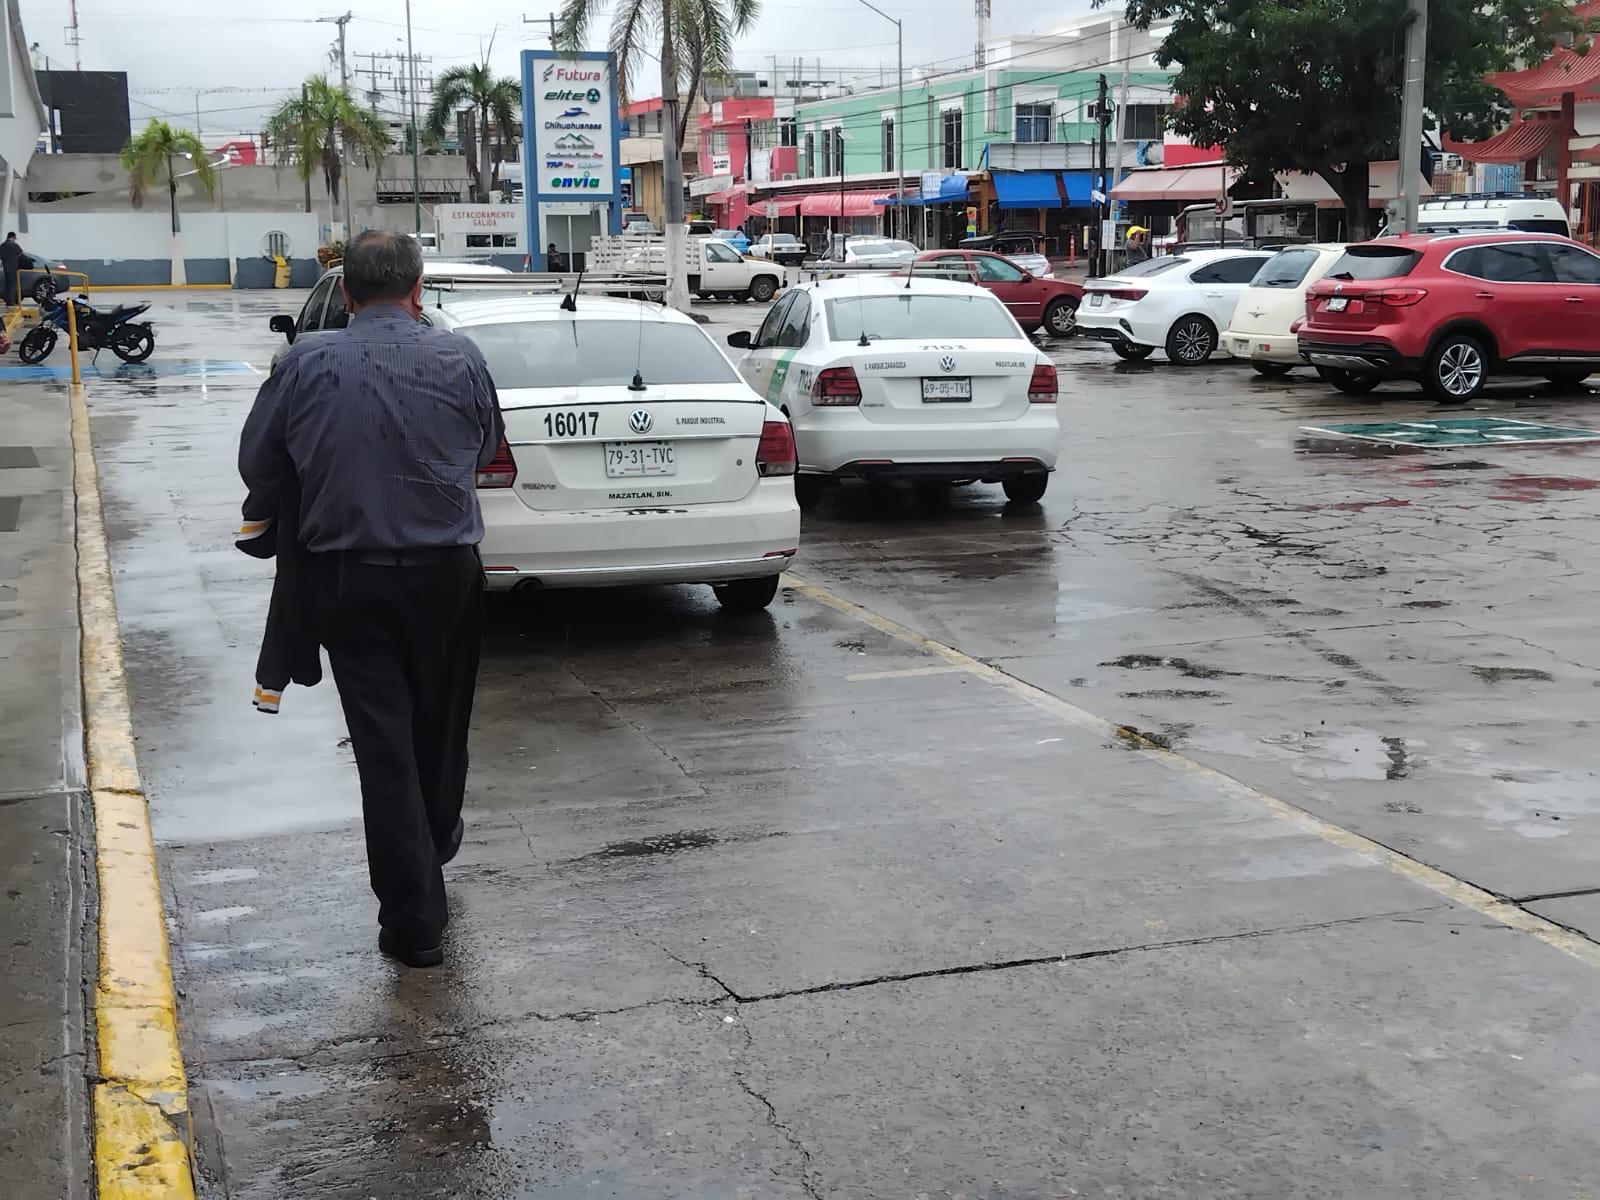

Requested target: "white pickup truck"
[{"left": 599, "top": 234, "right": 787, "bottom": 302}]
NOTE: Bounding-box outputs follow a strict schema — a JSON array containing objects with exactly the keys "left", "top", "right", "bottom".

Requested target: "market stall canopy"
[
  {"left": 1111, "top": 163, "right": 1238, "bottom": 202},
  {"left": 1276, "top": 162, "right": 1432, "bottom": 205},
  {"left": 800, "top": 191, "right": 896, "bottom": 217},
  {"left": 1441, "top": 115, "right": 1564, "bottom": 164}
]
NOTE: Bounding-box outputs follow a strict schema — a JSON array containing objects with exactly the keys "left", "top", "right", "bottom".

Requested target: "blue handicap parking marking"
[
  {"left": 1300, "top": 417, "right": 1600, "bottom": 448},
  {"left": 0, "top": 360, "right": 259, "bottom": 382}
]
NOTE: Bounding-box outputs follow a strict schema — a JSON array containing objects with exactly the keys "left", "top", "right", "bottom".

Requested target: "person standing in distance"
[
  {"left": 0, "top": 232, "right": 24, "bottom": 307},
  {"left": 238, "top": 229, "right": 504, "bottom": 968}
]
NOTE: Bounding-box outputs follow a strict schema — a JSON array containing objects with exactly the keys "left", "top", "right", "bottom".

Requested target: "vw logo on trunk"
[
  {"left": 629, "top": 409, "right": 654, "bottom": 434},
  {"left": 938, "top": 355, "right": 957, "bottom": 373}
]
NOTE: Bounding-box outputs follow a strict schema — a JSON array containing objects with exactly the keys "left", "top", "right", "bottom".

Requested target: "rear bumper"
[
  {"left": 1297, "top": 337, "right": 1418, "bottom": 375},
  {"left": 1077, "top": 311, "right": 1160, "bottom": 350},
  {"left": 1226, "top": 331, "right": 1301, "bottom": 364},
  {"left": 825, "top": 458, "right": 1050, "bottom": 482},
  {"left": 477, "top": 481, "right": 800, "bottom": 591},
  {"left": 793, "top": 407, "right": 1061, "bottom": 475}
]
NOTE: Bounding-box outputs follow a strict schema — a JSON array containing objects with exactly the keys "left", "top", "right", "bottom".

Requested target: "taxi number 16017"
[{"left": 543, "top": 410, "right": 601, "bottom": 438}]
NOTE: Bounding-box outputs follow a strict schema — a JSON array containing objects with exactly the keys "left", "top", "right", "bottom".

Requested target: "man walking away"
[
  {"left": 0, "top": 232, "right": 23, "bottom": 307},
  {"left": 238, "top": 230, "right": 504, "bottom": 968}
]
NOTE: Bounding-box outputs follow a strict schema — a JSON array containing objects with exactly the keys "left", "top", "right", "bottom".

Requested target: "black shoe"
[
  {"left": 439, "top": 817, "right": 465, "bottom": 866},
  {"left": 379, "top": 927, "right": 443, "bottom": 969}
]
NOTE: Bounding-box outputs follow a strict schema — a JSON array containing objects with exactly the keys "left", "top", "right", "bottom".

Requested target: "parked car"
[
  {"left": 1298, "top": 231, "right": 1600, "bottom": 402},
  {"left": 910, "top": 248, "right": 1083, "bottom": 337},
  {"left": 725, "top": 275, "right": 1059, "bottom": 508},
  {"left": 1077, "top": 248, "right": 1275, "bottom": 364},
  {"left": 611, "top": 237, "right": 785, "bottom": 302},
  {"left": 711, "top": 227, "right": 751, "bottom": 254},
  {"left": 1409, "top": 195, "right": 1570, "bottom": 238},
  {"left": 824, "top": 237, "right": 918, "bottom": 267},
  {"left": 428, "top": 293, "right": 800, "bottom": 610},
  {"left": 1223, "top": 243, "right": 1346, "bottom": 375},
  {"left": 267, "top": 260, "right": 511, "bottom": 363},
  {"left": 19, "top": 245, "right": 72, "bottom": 305},
  {"left": 959, "top": 233, "right": 1053, "bottom": 278},
  {"left": 749, "top": 232, "right": 807, "bottom": 267}
]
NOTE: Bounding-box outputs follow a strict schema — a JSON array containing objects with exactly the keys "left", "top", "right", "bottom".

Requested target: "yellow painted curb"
[
  {"left": 87, "top": 284, "right": 234, "bottom": 291},
  {"left": 70, "top": 381, "right": 196, "bottom": 1198}
]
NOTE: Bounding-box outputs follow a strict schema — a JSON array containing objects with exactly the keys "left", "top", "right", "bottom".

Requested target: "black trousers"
[{"left": 304, "top": 548, "right": 484, "bottom": 946}]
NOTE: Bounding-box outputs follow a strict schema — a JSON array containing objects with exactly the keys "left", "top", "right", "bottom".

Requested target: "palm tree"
[
  {"left": 264, "top": 76, "right": 391, "bottom": 224},
  {"left": 120, "top": 119, "right": 216, "bottom": 234},
  {"left": 556, "top": 0, "right": 759, "bottom": 305},
  {"left": 425, "top": 63, "right": 522, "bottom": 203}
]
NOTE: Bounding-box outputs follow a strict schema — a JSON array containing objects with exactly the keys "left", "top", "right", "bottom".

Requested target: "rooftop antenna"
[
  {"left": 629, "top": 279, "right": 649, "bottom": 391},
  {"left": 560, "top": 265, "right": 585, "bottom": 311}
]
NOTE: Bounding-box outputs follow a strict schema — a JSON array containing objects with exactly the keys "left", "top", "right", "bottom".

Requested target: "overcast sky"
[{"left": 21, "top": 0, "right": 1098, "bottom": 140}]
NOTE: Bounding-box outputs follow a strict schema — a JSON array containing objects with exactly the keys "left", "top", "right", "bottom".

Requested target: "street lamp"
[{"left": 853, "top": 0, "right": 905, "bottom": 241}]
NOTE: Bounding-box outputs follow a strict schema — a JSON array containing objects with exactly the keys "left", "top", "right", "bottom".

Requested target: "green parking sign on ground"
[{"left": 1301, "top": 417, "right": 1600, "bottom": 447}]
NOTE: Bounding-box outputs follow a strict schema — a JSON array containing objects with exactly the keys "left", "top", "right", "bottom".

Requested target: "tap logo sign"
[{"left": 529, "top": 53, "right": 615, "bottom": 198}]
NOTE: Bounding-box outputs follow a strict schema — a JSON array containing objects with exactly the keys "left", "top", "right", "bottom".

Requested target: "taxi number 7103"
[{"left": 543, "top": 410, "right": 601, "bottom": 438}]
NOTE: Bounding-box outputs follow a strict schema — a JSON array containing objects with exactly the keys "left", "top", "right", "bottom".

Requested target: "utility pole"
[
  {"left": 319, "top": 11, "right": 355, "bottom": 237},
  {"left": 1094, "top": 73, "right": 1109, "bottom": 277},
  {"left": 855, "top": 0, "right": 905, "bottom": 242},
  {"left": 1110, "top": 17, "right": 1131, "bottom": 239},
  {"left": 406, "top": 0, "right": 421, "bottom": 235},
  {"left": 301, "top": 82, "right": 313, "bottom": 213},
  {"left": 67, "top": 0, "right": 82, "bottom": 70},
  {"left": 1396, "top": 0, "right": 1428, "bottom": 234}
]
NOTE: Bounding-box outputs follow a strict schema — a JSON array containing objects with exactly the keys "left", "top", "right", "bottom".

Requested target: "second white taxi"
[
  {"left": 429, "top": 292, "right": 801, "bottom": 611},
  {"left": 727, "top": 276, "right": 1060, "bottom": 507}
]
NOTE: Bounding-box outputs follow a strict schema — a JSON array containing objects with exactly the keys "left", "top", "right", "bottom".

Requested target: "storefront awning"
[
  {"left": 992, "top": 171, "right": 1062, "bottom": 209},
  {"left": 1059, "top": 170, "right": 1094, "bottom": 206},
  {"left": 1111, "top": 163, "right": 1237, "bottom": 202},
  {"left": 1441, "top": 115, "right": 1563, "bottom": 165},
  {"left": 875, "top": 175, "right": 970, "bottom": 206},
  {"left": 773, "top": 198, "right": 803, "bottom": 217},
  {"left": 799, "top": 191, "right": 896, "bottom": 217}
]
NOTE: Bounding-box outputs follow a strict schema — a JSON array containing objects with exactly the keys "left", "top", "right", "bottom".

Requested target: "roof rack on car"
[{"left": 419, "top": 272, "right": 669, "bottom": 292}]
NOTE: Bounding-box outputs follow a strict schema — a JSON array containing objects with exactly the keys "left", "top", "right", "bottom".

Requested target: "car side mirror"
[
  {"left": 269, "top": 314, "right": 296, "bottom": 342},
  {"left": 726, "top": 330, "right": 752, "bottom": 349}
]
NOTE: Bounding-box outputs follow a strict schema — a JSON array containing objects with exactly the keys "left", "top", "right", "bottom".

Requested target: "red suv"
[
  {"left": 1297, "top": 232, "right": 1600, "bottom": 402},
  {"left": 909, "top": 249, "right": 1084, "bottom": 338}
]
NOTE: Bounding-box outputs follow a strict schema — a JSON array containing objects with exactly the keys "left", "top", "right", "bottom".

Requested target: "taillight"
[
  {"left": 1028, "top": 362, "right": 1058, "bottom": 403},
  {"left": 1101, "top": 287, "right": 1147, "bottom": 301},
  {"left": 1375, "top": 287, "right": 1428, "bottom": 306},
  {"left": 813, "top": 366, "right": 862, "bottom": 405},
  {"left": 475, "top": 437, "right": 517, "bottom": 489},
  {"left": 756, "top": 419, "right": 797, "bottom": 477}
]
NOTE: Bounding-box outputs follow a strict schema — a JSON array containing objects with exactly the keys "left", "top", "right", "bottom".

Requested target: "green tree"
[
  {"left": 425, "top": 63, "right": 522, "bottom": 203},
  {"left": 119, "top": 119, "right": 216, "bottom": 234},
  {"left": 1118, "top": 0, "right": 1585, "bottom": 239},
  {"left": 264, "top": 76, "right": 391, "bottom": 216}
]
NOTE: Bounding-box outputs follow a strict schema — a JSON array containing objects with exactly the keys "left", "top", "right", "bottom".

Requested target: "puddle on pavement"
[
  {"left": 1102, "top": 653, "right": 1235, "bottom": 680},
  {"left": 1470, "top": 665, "right": 1555, "bottom": 684},
  {"left": 1488, "top": 475, "right": 1600, "bottom": 502}
]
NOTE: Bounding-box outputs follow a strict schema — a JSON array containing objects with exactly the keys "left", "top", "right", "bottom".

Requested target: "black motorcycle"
[{"left": 18, "top": 295, "right": 156, "bottom": 365}]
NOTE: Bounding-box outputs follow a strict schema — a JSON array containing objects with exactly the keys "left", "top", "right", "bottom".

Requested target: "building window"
[
  {"left": 882, "top": 118, "right": 895, "bottom": 170},
  {"left": 940, "top": 108, "right": 963, "bottom": 170},
  {"left": 820, "top": 127, "right": 843, "bottom": 176},
  {"left": 804, "top": 131, "right": 815, "bottom": 176},
  {"left": 1015, "top": 102, "right": 1053, "bottom": 143},
  {"left": 704, "top": 129, "right": 730, "bottom": 156},
  {"left": 466, "top": 233, "right": 518, "bottom": 248},
  {"left": 1122, "top": 103, "right": 1171, "bottom": 141},
  {"left": 780, "top": 117, "right": 798, "bottom": 147}
]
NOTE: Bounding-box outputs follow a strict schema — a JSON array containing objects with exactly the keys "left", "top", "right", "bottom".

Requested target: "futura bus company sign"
[{"left": 528, "top": 54, "right": 616, "bottom": 198}]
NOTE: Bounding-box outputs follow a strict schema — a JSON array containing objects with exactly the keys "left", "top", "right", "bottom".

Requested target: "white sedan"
[
  {"left": 1077, "top": 247, "right": 1273, "bottom": 364},
  {"left": 726, "top": 276, "right": 1060, "bottom": 507},
  {"left": 1222, "top": 243, "right": 1346, "bottom": 375},
  {"left": 428, "top": 295, "right": 801, "bottom": 611}
]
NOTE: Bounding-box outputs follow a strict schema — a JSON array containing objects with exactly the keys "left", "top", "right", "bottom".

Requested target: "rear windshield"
[
  {"left": 770, "top": 234, "right": 799, "bottom": 245},
  {"left": 850, "top": 241, "right": 914, "bottom": 258},
  {"left": 1510, "top": 218, "right": 1570, "bottom": 235},
  {"left": 1324, "top": 246, "right": 1420, "bottom": 281},
  {"left": 1118, "top": 255, "right": 1189, "bottom": 279},
  {"left": 826, "top": 293, "right": 1016, "bottom": 341},
  {"left": 1252, "top": 248, "right": 1322, "bottom": 288},
  {"left": 462, "top": 320, "right": 739, "bottom": 389}
]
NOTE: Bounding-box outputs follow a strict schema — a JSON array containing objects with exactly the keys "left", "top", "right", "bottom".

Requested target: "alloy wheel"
[
  {"left": 1437, "top": 342, "right": 1483, "bottom": 397},
  {"left": 1174, "top": 321, "right": 1210, "bottom": 362}
]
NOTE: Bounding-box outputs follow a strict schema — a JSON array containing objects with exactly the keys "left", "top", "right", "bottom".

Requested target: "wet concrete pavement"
[{"left": 63, "top": 289, "right": 1600, "bottom": 1195}]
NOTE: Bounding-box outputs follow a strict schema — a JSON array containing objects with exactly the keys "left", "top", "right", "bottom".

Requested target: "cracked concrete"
[{"left": 64, "top": 292, "right": 1600, "bottom": 1195}]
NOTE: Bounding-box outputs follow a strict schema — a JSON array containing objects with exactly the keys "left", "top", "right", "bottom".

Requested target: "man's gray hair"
[{"left": 341, "top": 229, "right": 423, "bottom": 304}]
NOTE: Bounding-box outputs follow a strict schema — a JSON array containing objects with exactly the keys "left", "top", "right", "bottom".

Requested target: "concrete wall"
[
  {"left": 25, "top": 210, "right": 319, "bottom": 286},
  {"left": 26, "top": 152, "right": 476, "bottom": 239}
]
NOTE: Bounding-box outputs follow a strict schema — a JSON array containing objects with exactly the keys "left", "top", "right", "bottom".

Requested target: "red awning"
[
  {"left": 1442, "top": 115, "right": 1564, "bottom": 164},
  {"left": 1111, "top": 163, "right": 1237, "bottom": 202},
  {"left": 774, "top": 198, "right": 803, "bottom": 217},
  {"left": 1489, "top": 46, "right": 1600, "bottom": 107},
  {"left": 798, "top": 191, "right": 894, "bottom": 217}
]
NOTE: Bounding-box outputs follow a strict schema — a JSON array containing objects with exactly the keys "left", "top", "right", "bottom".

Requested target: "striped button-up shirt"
[{"left": 239, "top": 304, "right": 504, "bottom": 552}]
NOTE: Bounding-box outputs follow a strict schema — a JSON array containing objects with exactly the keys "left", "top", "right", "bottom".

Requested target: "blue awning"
[
  {"left": 876, "top": 174, "right": 969, "bottom": 206},
  {"left": 992, "top": 171, "right": 1062, "bottom": 209},
  {"left": 1059, "top": 170, "right": 1095, "bottom": 207}
]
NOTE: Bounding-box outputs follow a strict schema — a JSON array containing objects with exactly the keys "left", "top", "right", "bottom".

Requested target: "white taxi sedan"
[
  {"left": 727, "top": 276, "right": 1060, "bottom": 507},
  {"left": 430, "top": 295, "right": 801, "bottom": 611}
]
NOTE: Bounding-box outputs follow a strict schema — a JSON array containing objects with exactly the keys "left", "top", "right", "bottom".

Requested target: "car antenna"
[
  {"left": 560, "top": 266, "right": 585, "bottom": 312},
  {"left": 628, "top": 280, "right": 648, "bottom": 391}
]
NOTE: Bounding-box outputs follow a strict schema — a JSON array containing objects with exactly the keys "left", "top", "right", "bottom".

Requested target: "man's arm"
[
  {"left": 467, "top": 348, "right": 505, "bottom": 468},
  {"left": 238, "top": 353, "right": 299, "bottom": 518}
]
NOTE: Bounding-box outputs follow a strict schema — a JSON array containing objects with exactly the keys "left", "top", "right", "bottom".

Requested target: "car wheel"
[
  {"left": 1425, "top": 333, "right": 1487, "bottom": 403},
  {"left": 1043, "top": 297, "right": 1078, "bottom": 337},
  {"left": 1110, "top": 343, "right": 1153, "bottom": 361},
  {"left": 18, "top": 326, "right": 57, "bottom": 364},
  {"left": 1165, "top": 315, "right": 1217, "bottom": 365},
  {"left": 794, "top": 474, "right": 826, "bottom": 511},
  {"left": 1003, "top": 474, "right": 1049, "bottom": 504},
  {"left": 747, "top": 275, "right": 778, "bottom": 303},
  {"left": 1543, "top": 370, "right": 1591, "bottom": 389},
  {"left": 1316, "top": 365, "right": 1381, "bottom": 395},
  {"left": 30, "top": 277, "right": 56, "bottom": 306},
  {"left": 1252, "top": 362, "right": 1293, "bottom": 377},
  {"left": 714, "top": 575, "right": 781, "bottom": 612}
]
